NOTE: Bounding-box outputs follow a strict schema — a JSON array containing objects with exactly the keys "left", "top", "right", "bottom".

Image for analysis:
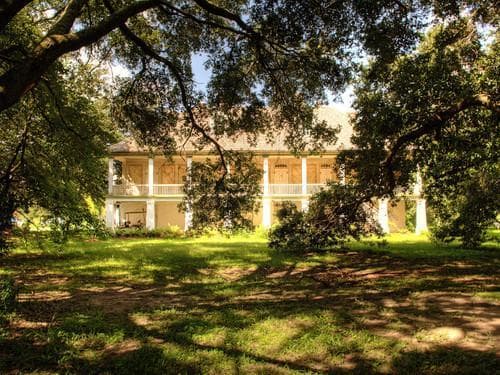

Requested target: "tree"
[
  {"left": 1, "top": 1, "right": 496, "bottom": 244},
  {"left": 339, "top": 16, "right": 499, "bottom": 247},
  {"left": 269, "top": 9, "right": 498, "bottom": 250},
  {"left": 181, "top": 153, "right": 262, "bottom": 232},
  {"left": 269, "top": 183, "right": 381, "bottom": 252},
  {"left": 0, "top": 59, "right": 116, "bottom": 249}
]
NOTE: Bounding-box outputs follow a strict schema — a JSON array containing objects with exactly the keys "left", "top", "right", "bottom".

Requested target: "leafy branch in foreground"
[
  {"left": 269, "top": 183, "right": 381, "bottom": 252},
  {"left": 181, "top": 153, "right": 262, "bottom": 233}
]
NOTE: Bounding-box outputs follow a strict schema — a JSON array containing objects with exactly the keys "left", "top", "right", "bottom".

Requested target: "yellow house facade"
[{"left": 105, "top": 107, "right": 427, "bottom": 233}]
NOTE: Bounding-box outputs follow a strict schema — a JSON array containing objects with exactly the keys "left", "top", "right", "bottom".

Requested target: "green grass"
[{"left": 1, "top": 232, "right": 499, "bottom": 374}]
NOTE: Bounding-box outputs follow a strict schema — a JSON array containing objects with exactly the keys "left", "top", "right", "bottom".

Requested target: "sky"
[
  {"left": 190, "top": 53, "right": 354, "bottom": 111},
  {"left": 109, "top": 53, "right": 355, "bottom": 111}
]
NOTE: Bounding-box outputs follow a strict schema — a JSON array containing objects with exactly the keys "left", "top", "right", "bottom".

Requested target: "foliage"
[
  {"left": 0, "top": 277, "right": 17, "bottom": 313},
  {"left": 1, "top": 1, "right": 497, "bottom": 249},
  {"left": 429, "top": 168, "right": 500, "bottom": 248},
  {"left": 0, "top": 57, "right": 117, "bottom": 249},
  {"left": 268, "top": 202, "right": 312, "bottom": 252},
  {"left": 338, "top": 16, "right": 499, "bottom": 247},
  {"left": 269, "top": 183, "right": 381, "bottom": 252},
  {"left": 181, "top": 153, "right": 262, "bottom": 232},
  {"left": 112, "top": 226, "right": 184, "bottom": 239}
]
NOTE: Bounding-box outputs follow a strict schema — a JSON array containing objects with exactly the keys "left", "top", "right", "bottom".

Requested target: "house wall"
[
  {"left": 389, "top": 200, "right": 406, "bottom": 232},
  {"left": 110, "top": 155, "right": 409, "bottom": 232},
  {"left": 156, "top": 202, "right": 185, "bottom": 229}
]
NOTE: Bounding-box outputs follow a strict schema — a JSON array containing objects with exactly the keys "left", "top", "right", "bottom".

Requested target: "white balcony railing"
[
  {"left": 112, "top": 184, "right": 148, "bottom": 196},
  {"left": 111, "top": 182, "right": 327, "bottom": 197},
  {"left": 268, "top": 184, "right": 303, "bottom": 195},
  {"left": 153, "top": 184, "right": 184, "bottom": 195}
]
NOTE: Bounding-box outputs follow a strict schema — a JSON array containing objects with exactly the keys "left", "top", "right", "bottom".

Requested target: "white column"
[
  {"left": 263, "top": 157, "right": 269, "bottom": 196},
  {"left": 146, "top": 199, "right": 155, "bottom": 230},
  {"left": 413, "top": 171, "right": 428, "bottom": 234},
  {"left": 105, "top": 198, "right": 115, "bottom": 229},
  {"left": 378, "top": 198, "right": 390, "bottom": 234},
  {"left": 262, "top": 157, "right": 272, "bottom": 228},
  {"left": 184, "top": 156, "right": 193, "bottom": 231},
  {"left": 148, "top": 156, "right": 154, "bottom": 196},
  {"left": 301, "top": 156, "right": 308, "bottom": 211},
  {"left": 108, "top": 158, "right": 114, "bottom": 194},
  {"left": 114, "top": 204, "right": 120, "bottom": 227},
  {"left": 415, "top": 198, "right": 428, "bottom": 234}
]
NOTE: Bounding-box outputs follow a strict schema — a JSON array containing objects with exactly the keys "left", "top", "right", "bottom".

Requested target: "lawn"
[{"left": 1, "top": 232, "right": 499, "bottom": 374}]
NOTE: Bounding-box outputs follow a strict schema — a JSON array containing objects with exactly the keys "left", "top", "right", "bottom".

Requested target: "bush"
[
  {"left": 112, "top": 226, "right": 184, "bottom": 239},
  {"left": 0, "top": 277, "right": 18, "bottom": 313},
  {"left": 269, "top": 183, "right": 382, "bottom": 252},
  {"left": 428, "top": 170, "right": 499, "bottom": 248},
  {"left": 268, "top": 202, "right": 315, "bottom": 252}
]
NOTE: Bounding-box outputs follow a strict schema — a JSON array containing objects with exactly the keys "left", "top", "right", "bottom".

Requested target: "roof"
[{"left": 109, "top": 105, "right": 354, "bottom": 155}]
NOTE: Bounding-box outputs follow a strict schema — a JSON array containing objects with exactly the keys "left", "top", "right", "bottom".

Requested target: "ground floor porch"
[{"left": 105, "top": 196, "right": 425, "bottom": 234}]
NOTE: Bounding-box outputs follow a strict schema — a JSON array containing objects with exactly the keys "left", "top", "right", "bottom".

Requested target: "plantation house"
[{"left": 105, "top": 106, "right": 428, "bottom": 233}]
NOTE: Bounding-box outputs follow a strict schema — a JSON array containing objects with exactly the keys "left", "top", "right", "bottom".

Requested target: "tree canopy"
[{"left": 1, "top": 0, "right": 498, "bottom": 243}]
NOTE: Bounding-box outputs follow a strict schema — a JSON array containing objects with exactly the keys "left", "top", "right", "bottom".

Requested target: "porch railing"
[
  {"left": 111, "top": 184, "right": 148, "bottom": 196},
  {"left": 268, "top": 184, "right": 303, "bottom": 195},
  {"left": 111, "top": 183, "right": 327, "bottom": 196},
  {"left": 153, "top": 184, "right": 184, "bottom": 195}
]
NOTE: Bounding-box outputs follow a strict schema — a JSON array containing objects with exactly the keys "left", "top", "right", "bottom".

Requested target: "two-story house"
[{"left": 105, "top": 106, "right": 428, "bottom": 233}]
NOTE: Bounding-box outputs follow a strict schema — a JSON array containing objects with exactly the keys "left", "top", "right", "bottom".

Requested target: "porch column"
[
  {"left": 148, "top": 156, "right": 154, "bottom": 196},
  {"left": 262, "top": 157, "right": 272, "bottom": 228},
  {"left": 378, "top": 198, "right": 390, "bottom": 234},
  {"left": 301, "top": 156, "right": 308, "bottom": 211},
  {"left": 415, "top": 198, "right": 428, "bottom": 234},
  {"left": 414, "top": 172, "right": 428, "bottom": 234},
  {"left": 105, "top": 198, "right": 115, "bottom": 229},
  {"left": 108, "top": 158, "right": 114, "bottom": 195},
  {"left": 146, "top": 199, "right": 155, "bottom": 230},
  {"left": 184, "top": 156, "right": 193, "bottom": 231}
]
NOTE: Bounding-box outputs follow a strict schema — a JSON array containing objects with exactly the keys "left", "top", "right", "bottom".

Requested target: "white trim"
[
  {"left": 108, "top": 158, "right": 114, "bottom": 195},
  {"left": 148, "top": 157, "right": 154, "bottom": 196},
  {"left": 262, "top": 198, "right": 272, "bottom": 228},
  {"left": 263, "top": 157, "right": 269, "bottom": 196},
  {"left": 378, "top": 198, "right": 390, "bottom": 233},
  {"left": 146, "top": 199, "right": 155, "bottom": 230},
  {"left": 415, "top": 198, "right": 428, "bottom": 234},
  {"left": 105, "top": 198, "right": 115, "bottom": 229},
  {"left": 184, "top": 156, "right": 193, "bottom": 230},
  {"left": 301, "top": 157, "right": 307, "bottom": 195}
]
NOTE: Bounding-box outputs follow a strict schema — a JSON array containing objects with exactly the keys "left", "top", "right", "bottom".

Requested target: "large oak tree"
[{"left": 1, "top": 0, "right": 497, "bottom": 244}]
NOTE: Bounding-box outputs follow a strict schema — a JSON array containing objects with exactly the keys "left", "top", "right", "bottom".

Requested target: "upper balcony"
[
  {"left": 110, "top": 182, "right": 327, "bottom": 197},
  {"left": 107, "top": 155, "right": 340, "bottom": 198}
]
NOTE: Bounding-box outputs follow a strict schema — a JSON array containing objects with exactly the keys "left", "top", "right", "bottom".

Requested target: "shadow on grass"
[{"left": 1, "top": 234, "right": 499, "bottom": 373}]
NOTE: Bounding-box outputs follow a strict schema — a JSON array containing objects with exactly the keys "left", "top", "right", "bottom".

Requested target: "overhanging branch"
[
  {"left": 382, "top": 93, "right": 498, "bottom": 189},
  {"left": 103, "top": 0, "right": 228, "bottom": 175}
]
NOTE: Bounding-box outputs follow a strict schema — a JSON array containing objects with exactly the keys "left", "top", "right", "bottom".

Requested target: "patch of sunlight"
[
  {"left": 475, "top": 291, "right": 500, "bottom": 301},
  {"left": 236, "top": 316, "right": 315, "bottom": 356},
  {"left": 415, "top": 327, "right": 465, "bottom": 343}
]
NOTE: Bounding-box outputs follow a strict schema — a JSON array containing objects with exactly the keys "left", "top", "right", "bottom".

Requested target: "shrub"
[
  {"left": 112, "top": 226, "right": 183, "bottom": 239},
  {"left": 268, "top": 202, "right": 314, "bottom": 252},
  {"left": 0, "top": 277, "right": 18, "bottom": 313},
  {"left": 269, "top": 183, "right": 382, "bottom": 252},
  {"left": 428, "top": 170, "right": 499, "bottom": 248}
]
